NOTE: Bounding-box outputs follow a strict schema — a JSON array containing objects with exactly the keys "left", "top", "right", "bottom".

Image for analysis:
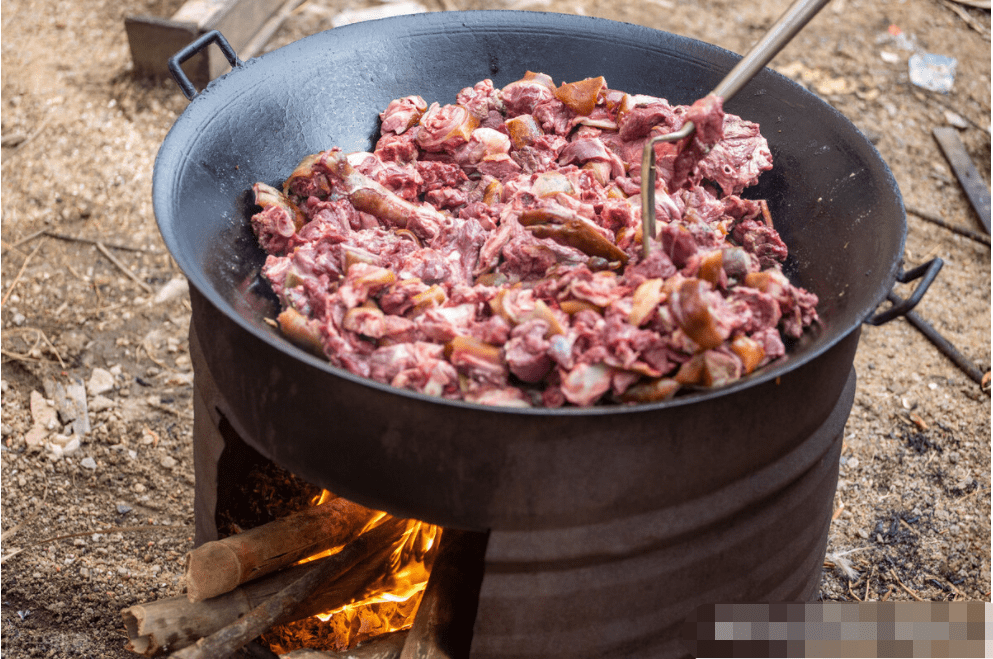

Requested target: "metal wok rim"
[{"left": 153, "top": 10, "right": 905, "bottom": 417}]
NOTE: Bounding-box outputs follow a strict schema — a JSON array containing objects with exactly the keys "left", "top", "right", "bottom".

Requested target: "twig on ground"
[
  {"left": 1, "top": 239, "right": 45, "bottom": 309},
  {"left": 0, "top": 348, "right": 55, "bottom": 364},
  {"left": 95, "top": 241, "right": 154, "bottom": 295},
  {"left": 1, "top": 524, "right": 193, "bottom": 564},
  {"left": 2, "top": 327, "right": 65, "bottom": 368},
  {"left": 890, "top": 569, "right": 924, "bottom": 601},
  {"left": 0, "top": 239, "right": 29, "bottom": 258},
  {"left": 45, "top": 230, "right": 145, "bottom": 253},
  {"left": 939, "top": 0, "right": 991, "bottom": 37},
  {"left": 147, "top": 401, "right": 194, "bottom": 420},
  {"left": 10, "top": 229, "right": 48, "bottom": 249},
  {"left": 0, "top": 480, "right": 49, "bottom": 544},
  {"left": 1, "top": 115, "right": 52, "bottom": 168},
  {"left": 140, "top": 342, "right": 172, "bottom": 371},
  {"left": 906, "top": 205, "right": 991, "bottom": 245},
  {"left": 898, "top": 518, "right": 919, "bottom": 536}
]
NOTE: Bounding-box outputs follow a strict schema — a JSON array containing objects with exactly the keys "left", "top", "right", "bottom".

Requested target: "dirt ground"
[{"left": 1, "top": 0, "right": 990, "bottom": 656}]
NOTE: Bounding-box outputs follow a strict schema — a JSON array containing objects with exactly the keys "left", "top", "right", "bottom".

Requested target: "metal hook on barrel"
[{"left": 640, "top": 0, "right": 832, "bottom": 260}]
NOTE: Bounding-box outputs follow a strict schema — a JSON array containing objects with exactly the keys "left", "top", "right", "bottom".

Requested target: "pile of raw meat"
[{"left": 249, "top": 73, "right": 818, "bottom": 407}]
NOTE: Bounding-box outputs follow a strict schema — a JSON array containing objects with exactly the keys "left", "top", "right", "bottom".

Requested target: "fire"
[{"left": 262, "top": 491, "right": 443, "bottom": 654}]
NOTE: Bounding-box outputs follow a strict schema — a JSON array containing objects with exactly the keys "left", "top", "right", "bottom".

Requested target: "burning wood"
[
  {"left": 122, "top": 488, "right": 447, "bottom": 658},
  {"left": 185, "top": 493, "right": 380, "bottom": 602},
  {"left": 122, "top": 516, "right": 412, "bottom": 657}
]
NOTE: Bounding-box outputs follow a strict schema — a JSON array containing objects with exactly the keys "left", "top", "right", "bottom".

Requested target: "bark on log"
[
  {"left": 123, "top": 518, "right": 408, "bottom": 657},
  {"left": 185, "top": 496, "right": 380, "bottom": 602}
]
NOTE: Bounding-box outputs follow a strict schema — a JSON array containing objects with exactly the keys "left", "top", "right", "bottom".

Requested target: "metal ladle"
[{"left": 641, "top": 0, "right": 833, "bottom": 258}]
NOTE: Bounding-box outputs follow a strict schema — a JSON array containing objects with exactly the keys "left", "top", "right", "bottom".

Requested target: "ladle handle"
[
  {"left": 169, "top": 30, "right": 243, "bottom": 101},
  {"left": 641, "top": 0, "right": 832, "bottom": 258},
  {"left": 711, "top": 0, "right": 833, "bottom": 102}
]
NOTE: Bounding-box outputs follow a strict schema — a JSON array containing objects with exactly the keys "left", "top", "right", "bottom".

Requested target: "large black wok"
[{"left": 154, "top": 12, "right": 936, "bottom": 531}]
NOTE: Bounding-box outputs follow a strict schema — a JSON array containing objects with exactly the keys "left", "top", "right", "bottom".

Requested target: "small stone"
[
  {"left": 60, "top": 331, "right": 90, "bottom": 352},
  {"left": 89, "top": 395, "right": 114, "bottom": 413},
  {"left": 30, "top": 391, "right": 59, "bottom": 430},
  {"left": 81, "top": 457, "right": 97, "bottom": 470},
  {"left": 24, "top": 427, "right": 48, "bottom": 450},
  {"left": 87, "top": 369, "right": 115, "bottom": 397},
  {"left": 116, "top": 503, "right": 133, "bottom": 515},
  {"left": 12, "top": 312, "right": 26, "bottom": 326},
  {"left": 1, "top": 423, "right": 12, "bottom": 436},
  {"left": 159, "top": 455, "right": 177, "bottom": 470},
  {"left": 847, "top": 456, "right": 859, "bottom": 470},
  {"left": 943, "top": 110, "right": 968, "bottom": 129},
  {"left": 132, "top": 483, "right": 146, "bottom": 494},
  {"left": 62, "top": 436, "right": 81, "bottom": 456},
  {"left": 153, "top": 277, "right": 189, "bottom": 305},
  {"left": 947, "top": 451, "right": 960, "bottom": 464},
  {"left": 857, "top": 528, "right": 869, "bottom": 539}
]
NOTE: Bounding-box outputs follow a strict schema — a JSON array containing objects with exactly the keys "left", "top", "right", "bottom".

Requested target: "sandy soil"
[{"left": 1, "top": 0, "right": 990, "bottom": 656}]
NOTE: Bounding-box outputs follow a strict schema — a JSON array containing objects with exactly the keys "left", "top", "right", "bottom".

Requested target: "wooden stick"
[
  {"left": 124, "top": 521, "right": 407, "bottom": 657},
  {"left": 185, "top": 497, "right": 380, "bottom": 602},
  {"left": 1, "top": 239, "right": 45, "bottom": 309},
  {"left": 95, "top": 241, "right": 154, "bottom": 294},
  {"left": 906, "top": 205, "right": 991, "bottom": 246},
  {"left": 399, "top": 529, "right": 487, "bottom": 659},
  {"left": 168, "top": 517, "right": 410, "bottom": 659},
  {"left": 44, "top": 230, "right": 146, "bottom": 252}
]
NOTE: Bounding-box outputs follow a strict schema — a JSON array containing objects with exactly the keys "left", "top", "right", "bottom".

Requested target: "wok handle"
[
  {"left": 168, "top": 30, "right": 243, "bottom": 101},
  {"left": 865, "top": 257, "right": 943, "bottom": 326}
]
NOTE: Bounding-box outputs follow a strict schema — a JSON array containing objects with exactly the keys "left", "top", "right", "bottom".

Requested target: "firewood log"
[
  {"left": 123, "top": 518, "right": 408, "bottom": 657},
  {"left": 185, "top": 496, "right": 380, "bottom": 602}
]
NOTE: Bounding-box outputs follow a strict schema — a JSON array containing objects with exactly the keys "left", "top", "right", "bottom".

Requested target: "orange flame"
[{"left": 263, "top": 491, "right": 442, "bottom": 654}]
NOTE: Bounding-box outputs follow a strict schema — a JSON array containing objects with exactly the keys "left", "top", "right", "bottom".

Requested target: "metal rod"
[
  {"left": 887, "top": 292, "right": 986, "bottom": 385},
  {"left": 641, "top": 0, "right": 832, "bottom": 258}
]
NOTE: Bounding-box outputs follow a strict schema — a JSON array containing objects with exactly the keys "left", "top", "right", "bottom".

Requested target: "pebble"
[
  {"left": 153, "top": 277, "right": 189, "bottom": 305},
  {"left": 947, "top": 451, "right": 959, "bottom": 464},
  {"left": 81, "top": 456, "right": 97, "bottom": 470},
  {"left": 117, "top": 503, "right": 133, "bottom": 515},
  {"left": 87, "top": 369, "right": 115, "bottom": 397},
  {"left": 132, "top": 483, "right": 147, "bottom": 493},
  {"left": 12, "top": 312, "right": 26, "bottom": 326},
  {"left": 89, "top": 395, "right": 115, "bottom": 413},
  {"left": 847, "top": 456, "right": 859, "bottom": 470},
  {"left": 159, "top": 455, "right": 178, "bottom": 470}
]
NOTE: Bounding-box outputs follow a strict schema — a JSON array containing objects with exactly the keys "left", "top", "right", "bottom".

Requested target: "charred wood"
[
  {"left": 280, "top": 630, "right": 409, "bottom": 659},
  {"left": 122, "top": 518, "right": 409, "bottom": 658},
  {"left": 399, "top": 529, "right": 488, "bottom": 659}
]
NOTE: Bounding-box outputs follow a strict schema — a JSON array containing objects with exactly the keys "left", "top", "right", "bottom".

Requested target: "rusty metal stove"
[{"left": 187, "top": 307, "right": 856, "bottom": 659}]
